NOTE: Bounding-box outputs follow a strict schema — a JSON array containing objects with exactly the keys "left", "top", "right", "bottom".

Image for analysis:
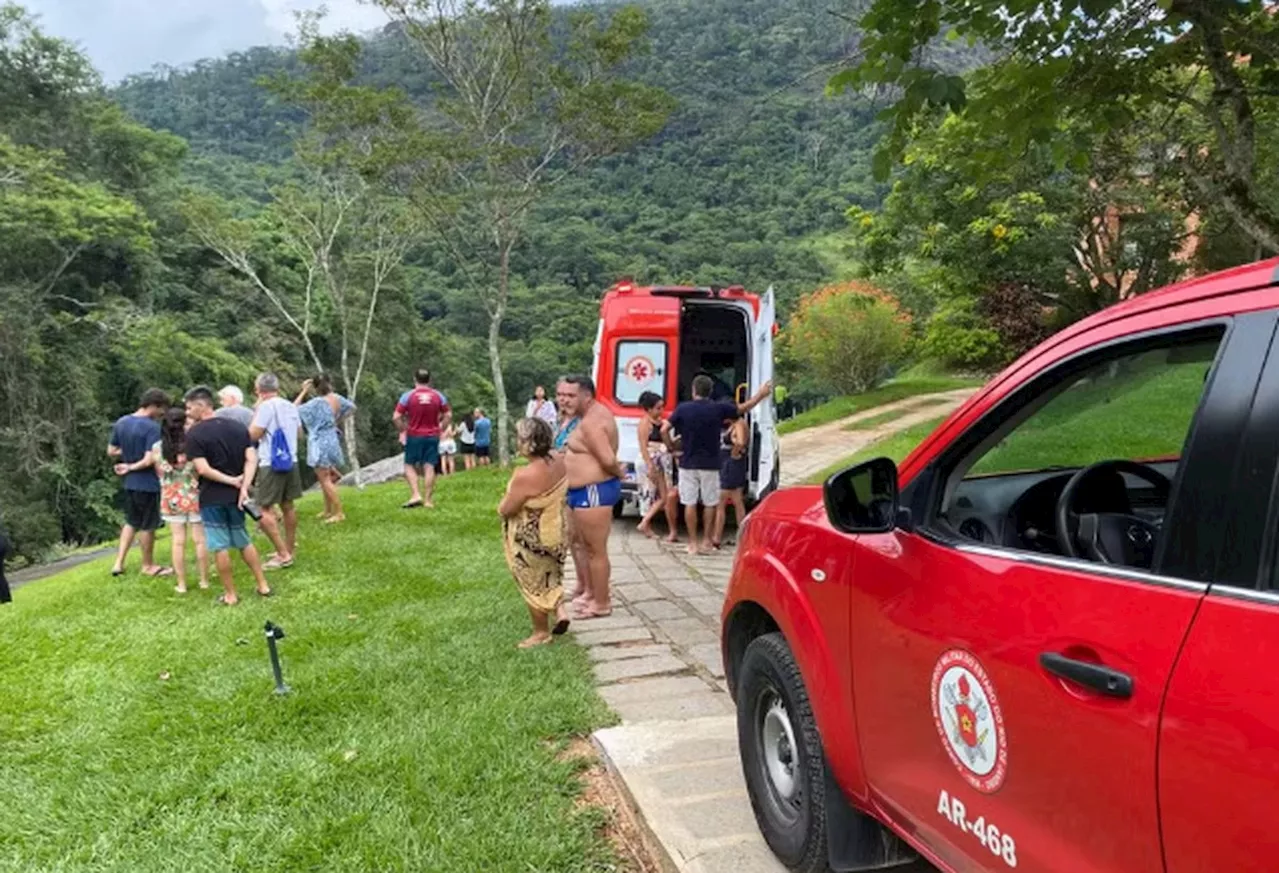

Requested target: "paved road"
[{"left": 777, "top": 388, "right": 977, "bottom": 487}]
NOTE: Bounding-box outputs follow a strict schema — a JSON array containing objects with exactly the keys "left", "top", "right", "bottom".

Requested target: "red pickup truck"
[{"left": 721, "top": 259, "right": 1278, "bottom": 873}]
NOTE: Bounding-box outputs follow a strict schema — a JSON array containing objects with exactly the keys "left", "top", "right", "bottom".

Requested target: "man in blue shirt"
[
  {"left": 473, "top": 408, "right": 493, "bottom": 465},
  {"left": 666, "top": 374, "right": 771, "bottom": 554},
  {"left": 108, "top": 388, "right": 171, "bottom": 577}
]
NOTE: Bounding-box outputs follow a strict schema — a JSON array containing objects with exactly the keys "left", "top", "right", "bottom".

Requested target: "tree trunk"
[
  {"left": 489, "top": 238, "right": 513, "bottom": 466},
  {"left": 488, "top": 305, "right": 509, "bottom": 467},
  {"left": 342, "top": 415, "right": 363, "bottom": 488}
]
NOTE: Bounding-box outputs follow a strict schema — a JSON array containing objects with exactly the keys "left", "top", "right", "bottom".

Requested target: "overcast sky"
[{"left": 24, "top": 0, "right": 391, "bottom": 82}]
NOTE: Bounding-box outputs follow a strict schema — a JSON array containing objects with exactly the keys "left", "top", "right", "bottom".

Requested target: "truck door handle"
[{"left": 1039, "top": 653, "right": 1133, "bottom": 699}]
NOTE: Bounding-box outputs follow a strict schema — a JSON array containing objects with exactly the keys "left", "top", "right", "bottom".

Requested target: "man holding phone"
[{"left": 184, "top": 385, "right": 271, "bottom": 605}]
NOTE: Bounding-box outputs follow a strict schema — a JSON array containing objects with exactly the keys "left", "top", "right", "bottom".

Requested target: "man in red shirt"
[{"left": 394, "top": 368, "right": 451, "bottom": 508}]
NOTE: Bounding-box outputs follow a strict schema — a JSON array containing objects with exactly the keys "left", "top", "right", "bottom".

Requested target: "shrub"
[
  {"left": 979, "top": 282, "right": 1051, "bottom": 360},
  {"left": 922, "top": 298, "right": 1005, "bottom": 369},
  {"left": 781, "top": 281, "right": 911, "bottom": 395}
]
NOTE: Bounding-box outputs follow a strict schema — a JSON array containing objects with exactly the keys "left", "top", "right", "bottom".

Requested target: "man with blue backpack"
[{"left": 248, "top": 372, "right": 301, "bottom": 570}]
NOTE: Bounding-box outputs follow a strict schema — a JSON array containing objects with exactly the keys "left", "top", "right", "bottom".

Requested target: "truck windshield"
[{"left": 614, "top": 340, "right": 668, "bottom": 406}]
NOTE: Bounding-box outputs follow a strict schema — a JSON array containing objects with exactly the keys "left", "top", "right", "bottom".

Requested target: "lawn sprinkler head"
[{"left": 263, "top": 621, "right": 290, "bottom": 695}]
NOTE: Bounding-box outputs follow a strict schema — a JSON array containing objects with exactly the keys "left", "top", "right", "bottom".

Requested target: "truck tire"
[{"left": 737, "top": 632, "right": 829, "bottom": 873}]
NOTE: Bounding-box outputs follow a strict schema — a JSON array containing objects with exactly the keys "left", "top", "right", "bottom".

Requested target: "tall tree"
[
  {"left": 183, "top": 166, "right": 419, "bottom": 482},
  {"left": 832, "top": 0, "right": 1278, "bottom": 254},
  {"left": 310, "top": 0, "right": 673, "bottom": 463}
]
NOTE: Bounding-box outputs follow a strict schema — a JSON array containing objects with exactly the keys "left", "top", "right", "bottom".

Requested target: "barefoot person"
[
  {"left": 394, "top": 369, "right": 450, "bottom": 507},
  {"left": 635, "top": 391, "right": 678, "bottom": 542},
  {"left": 553, "top": 379, "right": 589, "bottom": 604},
  {"left": 666, "top": 374, "right": 772, "bottom": 555},
  {"left": 152, "top": 407, "right": 210, "bottom": 593},
  {"left": 248, "top": 373, "right": 300, "bottom": 568},
  {"left": 184, "top": 386, "right": 271, "bottom": 605},
  {"left": 295, "top": 374, "right": 355, "bottom": 523},
  {"left": 711, "top": 416, "right": 750, "bottom": 549},
  {"left": 108, "top": 388, "right": 171, "bottom": 578},
  {"left": 499, "top": 418, "right": 572, "bottom": 648},
  {"left": 561, "top": 375, "right": 622, "bottom": 619}
]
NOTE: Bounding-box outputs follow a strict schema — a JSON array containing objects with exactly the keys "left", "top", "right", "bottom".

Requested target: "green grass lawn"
[
  {"left": 805, "top": 416, "right": 950, "bottom": 484},
  {"left": 779, "top": 377, "right": 982, "bottom": 435},
  {"left": 969, "top": 352, "right": 1208, "bottom": 476},
  {"left": 802, "top": 344, "right": 1213, "bottom": 486},
  {"left": 0, "top": 470, "right": 619, "bottom": 873}
]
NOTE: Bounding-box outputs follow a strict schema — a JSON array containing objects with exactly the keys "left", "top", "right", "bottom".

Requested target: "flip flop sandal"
[
  {"left": 111, "top": 569, "right": 125, "bottom": 578},
  {"left": 144, "top": 567, "right": 174, "bottom": 577},
  {"left": 262, "top": 557, "right": 294, "bottom": 570},
  {"left": 257, "top": 589, "right": 274, "bottom": 598},
  {"left": 214, "top": 595, "right": 238, "bottom": 606},
  {"left": 401, "top": 500, "right": 424, "bottom": 509},
  {"left": 552, "top": 618, "right": 571, "bottom": 636}
]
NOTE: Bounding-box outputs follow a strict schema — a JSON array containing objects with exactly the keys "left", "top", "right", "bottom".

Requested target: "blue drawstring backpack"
[{"left": 270, "top": 426, "right": 293, "bottom": 472}]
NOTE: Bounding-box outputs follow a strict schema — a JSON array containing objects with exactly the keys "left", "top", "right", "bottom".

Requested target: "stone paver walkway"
[
  {"left": 777, "top": 388, "right": 976, "bottom": 486},
  {"left": 578, "top": 394, "right": 977, "bottom": 871},
  {"left": 578, "top": 523, "right": 934, "bottom": 872}
]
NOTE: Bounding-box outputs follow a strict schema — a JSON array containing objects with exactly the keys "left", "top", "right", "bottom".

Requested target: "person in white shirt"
[
  {"left": 247, "top": 372, "right": 301, "bottom": 569},
  {"left": 525, "top": 385, "right": 558, "bottom": 429}
]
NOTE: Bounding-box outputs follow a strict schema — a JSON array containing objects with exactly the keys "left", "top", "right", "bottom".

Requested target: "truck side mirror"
[{"left": 823, "top": 457, "right": 899, "bottom": 534}]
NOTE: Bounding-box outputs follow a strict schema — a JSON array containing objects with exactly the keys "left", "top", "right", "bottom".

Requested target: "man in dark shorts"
[
  {"left": 185, "top": 386, "right": 271, "bottom": 605},
  {"left": 666, "top": 374, "right": 771, "bottom": 554},
  {"left": 108, "top": 388, "right": 170, "bottom": 577},
  {"left": 248, "top": 372, "right": 300, "bottom": 569},
  {"left": 562, "top": 375, "right": 622, "bottom": 618},
  {"left": 394, "top": 368, "right": 451, "bottom": 508}
]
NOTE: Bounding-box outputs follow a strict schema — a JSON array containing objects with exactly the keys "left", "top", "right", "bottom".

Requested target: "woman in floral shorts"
[{"left": 152, "top": 407, "right": 209, "bottom": 593}]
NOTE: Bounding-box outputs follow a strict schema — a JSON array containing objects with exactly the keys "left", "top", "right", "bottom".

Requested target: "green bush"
[
  {"left": 780, "top": 281, "right": 912, "bottom": 395},
  {"left": 922, "top": 298, "right": 1006, "bottom": 369}
]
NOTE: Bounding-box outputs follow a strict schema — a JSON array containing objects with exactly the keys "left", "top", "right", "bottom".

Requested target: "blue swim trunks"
[
  {"left": 567, "top": 477, "right": 622, "bottom": 509},
  {"left": 200, "top": 504, "right": 252, "bottom": 553}
]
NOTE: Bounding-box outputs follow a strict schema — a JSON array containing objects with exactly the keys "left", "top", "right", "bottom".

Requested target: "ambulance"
[{"left": 590, "top": 281, "right": 779, "bottom": 516}]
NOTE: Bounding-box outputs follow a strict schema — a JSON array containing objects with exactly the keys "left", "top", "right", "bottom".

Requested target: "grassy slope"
[
  {"left": 0, "top": 470, "right": 617, "bottom": 873},
  {"left": 779, "top": 377, "right": 982, "bottom": 435},
  {"left": 970, "top": 359, "right": 1205, "bottom": 475},
  {"left": 803, "top": 352, "right": 1209, "bottom": 485}
]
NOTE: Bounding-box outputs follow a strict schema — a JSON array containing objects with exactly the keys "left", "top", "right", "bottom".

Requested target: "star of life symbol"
[
  {"left": 930, "top": 649, "right": 1009, "bottom": 794},
  {"left": 624, "top": 356, "right": 655, "bottom": 384}
]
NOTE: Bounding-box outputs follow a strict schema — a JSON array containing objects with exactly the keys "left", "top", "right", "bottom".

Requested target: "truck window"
[{"left": 614, "top": 340, "right": 668, "bottom": 406}]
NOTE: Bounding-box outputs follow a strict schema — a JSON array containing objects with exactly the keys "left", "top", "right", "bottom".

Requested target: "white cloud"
[{"left": 24, "top": 0, "right": 387, "bottom": 82}]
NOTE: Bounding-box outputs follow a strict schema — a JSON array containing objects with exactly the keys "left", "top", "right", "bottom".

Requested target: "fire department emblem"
[
  {"left": 930, "top": 649, "right": 1008, "bottom": 794},
  {"left": 623, "top": 356, "right": 656, "bottom": 384}
]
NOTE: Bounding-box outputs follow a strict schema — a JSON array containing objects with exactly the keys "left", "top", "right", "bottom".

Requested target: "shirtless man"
[
  {"left": 554, "top": 378, "right": 590, "bottom": 603},
  {"left": 561, "top": 375, "right": 622, "bottom": 619}
]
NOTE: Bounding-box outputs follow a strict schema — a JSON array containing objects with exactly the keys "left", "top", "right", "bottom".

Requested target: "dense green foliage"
[
  {"left": 0, "top": 472, "right": 619, "bottom": 871},
  {"left": 6, "top": 0, "right": 939, "bottom": 558},
  {"left": 780, "top": 281, "right": 911, "bottom": 394}
]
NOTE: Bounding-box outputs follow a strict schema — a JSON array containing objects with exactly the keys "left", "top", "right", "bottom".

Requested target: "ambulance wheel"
[
  {"left": 737, "top": 633, "right": 829, "bottom": 873},
  {"left": 612, "top": 501, "right": 625, "bottom": 520}
]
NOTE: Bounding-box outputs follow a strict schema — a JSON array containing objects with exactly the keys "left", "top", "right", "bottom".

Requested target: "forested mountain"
[
  {"left": 8, "top": 0, "right": 966, "bottom": 558},
  {"left": 115, "top": 0, "right": 903, "bottom": 313}
]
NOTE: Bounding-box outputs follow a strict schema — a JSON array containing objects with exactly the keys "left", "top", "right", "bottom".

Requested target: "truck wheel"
[
  {"left": 737, "top": 633, "right": 829, "bottom": 873},
  {"left": 612, "top": 500, "right": 625, "bottom": 520}
]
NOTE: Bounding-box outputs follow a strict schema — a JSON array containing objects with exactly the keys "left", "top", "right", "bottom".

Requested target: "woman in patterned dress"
[
  {"left": 295, "top": 374, "right": 356, "bottom": 523},
  {"left": 498, "top": 418, "right": 571, "bottom": 648},
  {"left": 152, "top": 407, "right": 208, "bottom": 594}
]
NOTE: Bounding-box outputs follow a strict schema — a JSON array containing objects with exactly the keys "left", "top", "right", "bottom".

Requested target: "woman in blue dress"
[{"left": 294, "top": 374, "right": 356, "bottom": 523}]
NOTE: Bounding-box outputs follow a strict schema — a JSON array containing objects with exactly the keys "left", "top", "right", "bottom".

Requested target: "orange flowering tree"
[{"left": 780, "top": 281, "right": 911, "bottom": 395}]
